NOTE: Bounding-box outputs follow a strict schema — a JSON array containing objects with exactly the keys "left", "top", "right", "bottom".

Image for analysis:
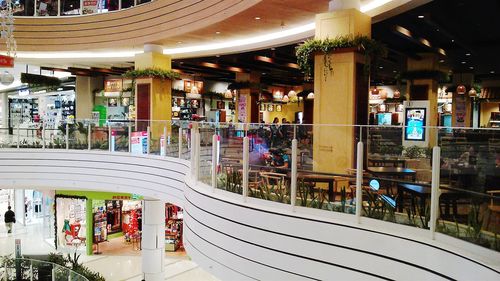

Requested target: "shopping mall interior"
[{"left": 0, "top": 0, "right": 499, "bottom": 280}]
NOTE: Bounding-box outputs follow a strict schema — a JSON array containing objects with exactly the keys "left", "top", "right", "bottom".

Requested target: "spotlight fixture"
[
  {"left": 461, "top": 61, "right": 466, "bottom": 64},
  {"left": 254, "top": 16, "right": 261, "bottom": 20},
  {"left": 418, "top": 15, "right": 424, "bottom": 18},
  {"left": 215, "top": 31, "right": 221, "bottom": 34},
  {"left": 465, "top": 53, "right": 471, "bottom": 56}
]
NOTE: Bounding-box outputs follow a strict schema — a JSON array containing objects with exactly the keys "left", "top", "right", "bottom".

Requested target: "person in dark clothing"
[{"left": 4, "top": 206, "right": 15, "bottom": 234}]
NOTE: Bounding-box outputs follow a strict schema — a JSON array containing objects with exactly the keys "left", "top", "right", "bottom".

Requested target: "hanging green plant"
[
  {"left": 123, "top": 68, "right": 181, "bottom": 80},
  {"left": 296, "top": 35, "right": 387, "bottom": 80}
]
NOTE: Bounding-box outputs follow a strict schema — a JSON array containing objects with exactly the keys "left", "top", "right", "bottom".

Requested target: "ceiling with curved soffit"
[{"left": 12, "top": 0, "right": 262, "bottom": 51}]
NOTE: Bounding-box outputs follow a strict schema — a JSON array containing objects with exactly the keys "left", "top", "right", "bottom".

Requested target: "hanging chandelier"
[{"left": 0, "top": 0, "right": 16, "bottom": 86}]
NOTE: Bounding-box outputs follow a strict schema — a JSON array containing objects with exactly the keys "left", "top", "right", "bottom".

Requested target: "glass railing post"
[
  {"left": 146, "top": 126, "right": 150, "bottom": 155},
  {"left": 42, "top": 122, "right": 46, "bottom": 149},
  {"left": 190, "top": 127, "right": 196, "bottom": 177},
  {"left": 162, "top": 125, "right": 167, "bottom": 156},
  {"left": 178, "top": 127, "right": 183, "bottom": 159},
  {"left": 430, "top": 146, "right": 441, "bottom": 240},
  {"left": 356, "top": 141, "right": 364, "bottom": 223},
  {"left": 16, "top": 125, "right": 20, "bottom": 149},
  {"left": 128, "top": 122, "right": 132, "bottom": 153},
  {"left": 65, "top": 123, "right": 69, "bottom": 150},
  {"left": 87, "top": 124, "right": 91, "bottom": 150},
  {"left": 30, "top": 260, "right": 33, "bottom": 281},
  {"left": 291, "top": 138, "right": 298, "bottom": 209},
  {"left": 51, "top": 265, "right": 55, "bottom": 281},
  {"left": 242, "top": 136, "right": 249, "bottom": 201},
  {"left": 195, "top": 129, "right": 201, "bottom": 181},
  {"left": 211, "top": 134, "right": 218, "bottom": 191},
  {"left": 108, "top": 123, "right": 112, "bottom": 152}
]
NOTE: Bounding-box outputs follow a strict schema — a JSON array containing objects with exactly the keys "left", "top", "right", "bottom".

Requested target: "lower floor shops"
[
  {"left": 1, "top": 188, "right": 185, "bottom": 257},
  {"left": 54, "top": 191, "right": 184, "bottom": 256}
]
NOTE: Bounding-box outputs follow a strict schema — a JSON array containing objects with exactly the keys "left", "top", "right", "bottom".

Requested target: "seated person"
[{"left": 268, "top": 148, "right": 291, "bottom": 174}]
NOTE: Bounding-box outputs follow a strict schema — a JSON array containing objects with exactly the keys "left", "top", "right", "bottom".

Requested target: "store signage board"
[
  {"left": 131, "top": 131, "right": 148, "bottom": 155},
  {"left": 105, "top": 79, "right": 123, "bottom": 93},
  {"left": 82, "top": 0, "right": 98, "bottom": 14},
  {"left": 0, "top": 55, "right": 14, "bottom": 68}
]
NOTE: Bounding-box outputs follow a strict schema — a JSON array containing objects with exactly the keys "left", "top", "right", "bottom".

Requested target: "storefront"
[
  {"left": 55, "top": 191, "right": 143, "bottom": 255},
  {"left": 165, "top": 203, "right": 183, "bottom": 252},
  {"left": 260, "top": 88, "right": 306, "bottom": 124},
  {"left": 93, "top": 78, "right": 133, "bottom": 125},
  {"left": 9, "top": 89, "right": 75, "bottom": 132}
]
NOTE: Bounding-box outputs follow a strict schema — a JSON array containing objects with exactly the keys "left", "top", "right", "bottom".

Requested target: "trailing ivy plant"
[
  {"left": 123, "top": 67, "right": 181, "bottom": 80},
  {"left": 296, "top": 34, "right": 387, "bottom": 80}
]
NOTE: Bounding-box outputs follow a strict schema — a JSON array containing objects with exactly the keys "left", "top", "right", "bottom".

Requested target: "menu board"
[{"left": 405, "top": 108, "right": 426, "bottom": 141}]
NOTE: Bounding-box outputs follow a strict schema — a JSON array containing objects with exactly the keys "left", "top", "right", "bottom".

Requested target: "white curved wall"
[
  {"left": 0, "top": 149, "right": 498, "bottom": 281},
  {"left": 0, "top": 149, "right": 188, "bottom": 206},
  {"left": 183, "top": 178, "right": 500, "bottom": 281}
]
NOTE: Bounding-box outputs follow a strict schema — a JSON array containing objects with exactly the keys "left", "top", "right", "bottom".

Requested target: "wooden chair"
[{"left": 260, "top": 172, "right": 287, "bottom": 189}]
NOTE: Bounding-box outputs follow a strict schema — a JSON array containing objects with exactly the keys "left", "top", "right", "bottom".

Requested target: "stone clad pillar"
[
  {"left": 142, "top": 199, "right": 165, "bottom": 281},
  {"left": 313, "top": 2, "right": 371, "bottom": 174}
]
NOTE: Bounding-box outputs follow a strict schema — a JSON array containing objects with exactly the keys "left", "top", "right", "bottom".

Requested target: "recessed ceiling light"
[
  {"left": 271, "top": 47, "right": 276, "bottom": 50},
  {"left": 215, "top": 55, "right": 220, "bottom": 57},
  {"left": 451, "top": 39, "right": 455, "bottom": 43},
  {"left": 177, "top": 41, "right": 182, "bottom": 44},
  {"left": 439, "top": 59, "right": 445, "bottom": 63},
  {"left": 379, "top": 66, "right": 384, "bottom": 69},
  {"left": 461, "top": 61, "right": 466, "bottom": 64},
  {"left": 254, "top": 16, "right": 261, "bottom": 20},
  {"left": 436, "top": 29, "right": 440, "bottom": 32},
  {"left": 393, "top": 70, "right": 397, "bottom": 73},
  {"left": 418, "top": 15, "right": 424, "bottom": 18},
  {"left": 465, "top": 53, "right": 471, "bottom": 56},
  {"left": 262, "top": 72, "right": 266, "bottom": 75},
  {"left": 491, "top": 70, "right": 496, "bottom": 74},
  {"left": 215, "top": 31, "right": 221, "bottom": 34},
  {"left": 469, "top": 66, "right": 474, "bottom": 69}
]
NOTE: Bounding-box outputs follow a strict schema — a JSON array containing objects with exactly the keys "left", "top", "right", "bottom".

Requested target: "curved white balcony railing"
[{"left": 0, "top": 119, "right": 498, "bottom": 280}]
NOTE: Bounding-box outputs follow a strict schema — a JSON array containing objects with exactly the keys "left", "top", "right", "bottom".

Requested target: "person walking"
[{"left": 4, "top": 206, "right": 15, "bottom": 234}]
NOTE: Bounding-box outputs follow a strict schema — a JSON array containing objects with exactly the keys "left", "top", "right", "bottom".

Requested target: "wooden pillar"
[
  {"left": 134, "top": 45, "right": 172, "bottom": 139},
  {"left": 312, "top": 8, "right": 371, "bottom": 174},
  {"left": 406, "top": 54, "right": 441, "bottom": 147}
]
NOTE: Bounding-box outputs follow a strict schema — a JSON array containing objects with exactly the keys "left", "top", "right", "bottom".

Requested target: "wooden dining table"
[
  {"left": 296, "top": 172, "right": 350, "bottom": 202},
  {"left": 368, "top": 167, "right": 417, "bottom": 211}
]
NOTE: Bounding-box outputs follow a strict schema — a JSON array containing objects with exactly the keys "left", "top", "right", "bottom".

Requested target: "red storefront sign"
[{"left": 0, "top": 55, "right": 14, "bottom": 68}]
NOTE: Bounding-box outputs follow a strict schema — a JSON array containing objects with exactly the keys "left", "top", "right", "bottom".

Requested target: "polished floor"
[{"left": 0, "top": 222, "right": 219, "bottom": 281}]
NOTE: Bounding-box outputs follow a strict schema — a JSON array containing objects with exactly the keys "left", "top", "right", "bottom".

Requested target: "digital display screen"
[
  {"left": 405, "top": 108, "right": 426, "bottom": 141},
  {"left": 377, "top": 113, "right": 392, "bottom": 125}
]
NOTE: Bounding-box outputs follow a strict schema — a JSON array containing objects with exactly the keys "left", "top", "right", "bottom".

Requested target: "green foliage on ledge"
[
  {"left": 296, "top": 35, "right": 387, "bottom": 79},
  {"left": 123, "top": 68, "right": 180, "bottom": 80}
]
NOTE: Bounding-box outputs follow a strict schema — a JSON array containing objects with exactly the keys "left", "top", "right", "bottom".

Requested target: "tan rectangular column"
[{"left": 312, "top": 9, "right": 371, "bottom": 174}]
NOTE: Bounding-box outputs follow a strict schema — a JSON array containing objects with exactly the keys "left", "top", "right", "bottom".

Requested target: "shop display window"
[
  {"left": 60, "top": 0, "right": 80, "bottom": 15},
  {"left": 37, "top": 0, "right": 58, "bottom": 15},
  {"left": 56, "top": 197, "right": 86, "bottom": 249},
  {"left": 11, "top": 0, "right": 35, "bottom": 16},
  {"left": 121, "top": 0, "right": 133, "bottom": 9}
]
